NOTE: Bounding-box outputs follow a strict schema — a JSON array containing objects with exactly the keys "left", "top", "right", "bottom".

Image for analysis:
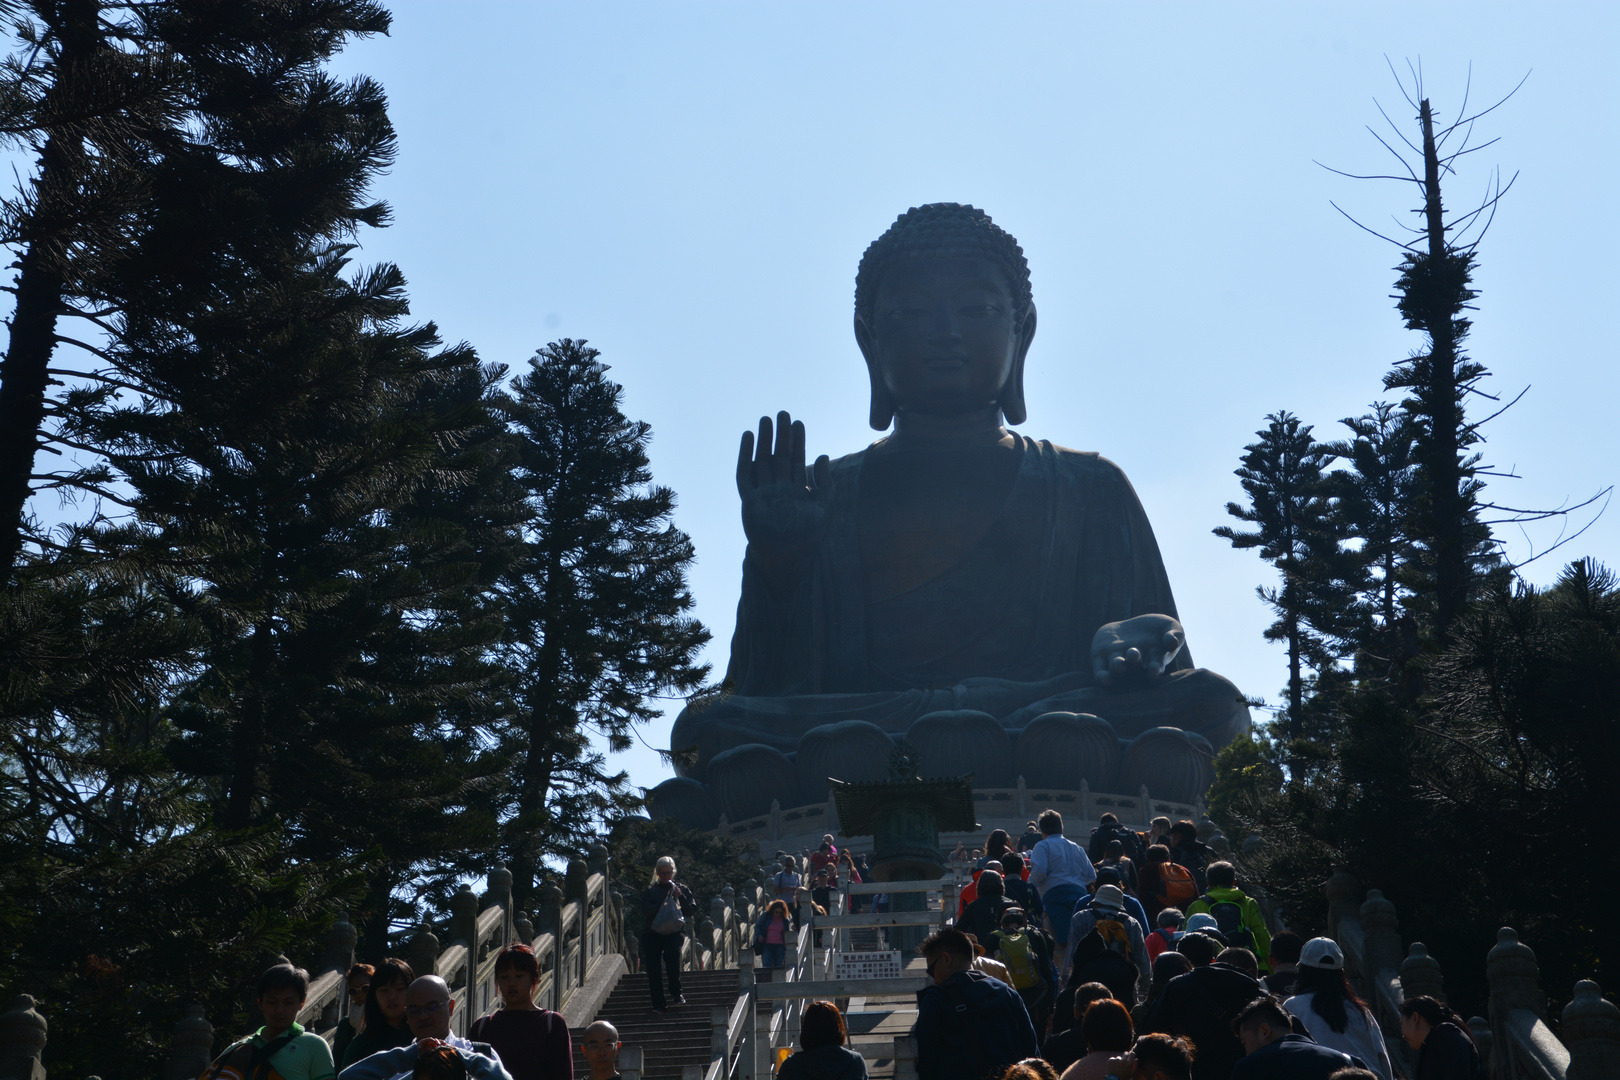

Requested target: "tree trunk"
[
  {"left": 0, "top": 241, "right": 66, "bottom": 577},
  {"left": 1418, "top": 98, "right": 1469, "bottom": 644}
]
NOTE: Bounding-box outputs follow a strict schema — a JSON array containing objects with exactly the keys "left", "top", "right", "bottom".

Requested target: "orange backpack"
[{"left": 1159, "top": 861, "right": 1197, "bottom": 906}]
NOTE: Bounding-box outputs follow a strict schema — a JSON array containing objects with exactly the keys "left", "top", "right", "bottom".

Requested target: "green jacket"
[{"left": 1187, "top": 885, "right": 1272, "bottom": 970}]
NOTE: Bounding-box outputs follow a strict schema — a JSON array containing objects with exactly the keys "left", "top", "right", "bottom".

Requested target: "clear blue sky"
[{"left": 311, "top": 3, "right": 1617, "bottom": 796}]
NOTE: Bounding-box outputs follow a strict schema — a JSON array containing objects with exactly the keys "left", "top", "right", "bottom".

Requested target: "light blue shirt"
[{"left": 1028, "top": 834, "right": 1096, "bottom": 894}]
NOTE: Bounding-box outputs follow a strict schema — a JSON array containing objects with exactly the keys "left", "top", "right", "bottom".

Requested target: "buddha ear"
[
  {"left": 1000, "top": 303, "right": 1037, "bottom": 426},
  {"left": 855, "top": 314, "right": 895, "bottom": 431}
]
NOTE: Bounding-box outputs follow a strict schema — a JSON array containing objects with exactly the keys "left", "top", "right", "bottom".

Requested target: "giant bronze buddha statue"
[{"left": 650, "top": 204, "right": 1248, "bottom": 827}]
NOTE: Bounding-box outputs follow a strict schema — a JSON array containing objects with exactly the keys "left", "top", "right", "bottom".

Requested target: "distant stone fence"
[
  {"left": 706, "top": 779, "right": 1204, "bottom": 849},
  {"left": 1325, "top": 869, "right": 1620, "bottom": 1080}
]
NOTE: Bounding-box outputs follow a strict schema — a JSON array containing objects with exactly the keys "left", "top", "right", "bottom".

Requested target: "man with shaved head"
[
  {"left": 582, "top": 1021, "right": 623, "bottom": 1080},
  {"left": 338, "top": 976, "right": 507, "bottom": 1080}
]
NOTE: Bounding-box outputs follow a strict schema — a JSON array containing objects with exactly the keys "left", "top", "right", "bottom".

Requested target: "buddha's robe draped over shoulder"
[{"left": 673, "top": 438, "right": 1199, "bottom": 776}]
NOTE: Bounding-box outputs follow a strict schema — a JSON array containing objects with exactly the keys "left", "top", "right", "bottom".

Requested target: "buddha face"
[{"left": 856, "top": 255, "right": 1036, "bottom": 422}]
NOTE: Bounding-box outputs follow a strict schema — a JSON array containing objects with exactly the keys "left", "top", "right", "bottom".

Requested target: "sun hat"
[
  {"left": 1185, "top": 913, "right": 1221, "bottom": 935},
  {"left": 1299, "top": 937, "right": 1345, "bottom": 969},
  {"left": 1093, "top": 884, "right": 1126, "bottom": 911}
]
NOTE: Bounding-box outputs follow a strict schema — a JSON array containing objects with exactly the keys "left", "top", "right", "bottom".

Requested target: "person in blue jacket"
[{"left": 912, "top": 928, "right": 1038, "bottom": 1080}]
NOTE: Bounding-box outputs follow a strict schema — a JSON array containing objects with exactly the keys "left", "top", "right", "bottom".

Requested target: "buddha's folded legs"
[{"left": 669, "top": 667, "right": 1248, "bottom": 783}]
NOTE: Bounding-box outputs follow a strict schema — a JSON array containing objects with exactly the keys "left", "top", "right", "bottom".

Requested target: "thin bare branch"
[{"left": 1330, "top": 201, "right": 1419, "bottom": 249}]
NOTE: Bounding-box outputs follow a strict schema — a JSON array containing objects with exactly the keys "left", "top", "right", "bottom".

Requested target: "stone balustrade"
[{"left": 1324, "top": 870, "right": 1620, "bottom": 1080}]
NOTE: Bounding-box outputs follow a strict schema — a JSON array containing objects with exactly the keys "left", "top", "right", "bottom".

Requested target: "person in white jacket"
[{"left": 1283, "top": 938, "right": 1395, "bottom": 1080}]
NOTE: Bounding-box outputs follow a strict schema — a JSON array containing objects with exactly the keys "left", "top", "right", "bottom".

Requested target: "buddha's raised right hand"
[{"left": 737, "top": 411, "right": 834, "bottom": 578}]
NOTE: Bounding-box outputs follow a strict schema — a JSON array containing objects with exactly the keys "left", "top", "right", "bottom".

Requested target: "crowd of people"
[
  {"left": 204, "top": 813, "right": 1480, "bottom": 1080},
  {"left": 899, "top": 809, "right": 1482, "bottom": 1080},
  {"left": 201, "top": 943, "right": 602, "bottom": 1080}
]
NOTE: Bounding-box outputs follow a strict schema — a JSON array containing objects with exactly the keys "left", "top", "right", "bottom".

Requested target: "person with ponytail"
[
  {"left": 1282, "top": 939, "right": 1393, "bottom": 1080},
  {"left": 1399, "top": 996, "right": 1483, "bottom": 1080}
]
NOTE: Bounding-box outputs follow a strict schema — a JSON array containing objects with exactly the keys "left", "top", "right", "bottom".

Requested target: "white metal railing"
[{"left": 688, "top": 872, "right": 966, "bottom": 1080}]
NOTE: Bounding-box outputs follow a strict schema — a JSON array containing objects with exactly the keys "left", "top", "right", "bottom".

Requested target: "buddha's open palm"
[{"left": 736, "top": 411, "right": 834, "bottom": 559}]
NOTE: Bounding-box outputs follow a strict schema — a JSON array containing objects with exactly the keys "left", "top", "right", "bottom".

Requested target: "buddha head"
[{"left": 854, "top": 203, "right": 1037, "bottom": 431}]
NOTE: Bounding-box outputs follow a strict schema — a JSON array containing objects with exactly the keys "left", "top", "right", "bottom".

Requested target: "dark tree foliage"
[
  {"left": 0, "top": 0, "right": 394, "bottom": 579},
  {"left": 1215, "top": 560, "right": 1620, "bottom": 1015},
  {"left": 1214, "top": 411, "right": 1355, "bottom": 739},
  {"left": 1327, "top": 402, "right": 1420, "bottom": 648},
  {"left": 494, "top": 340, "right": 710, "bottom": 909}
]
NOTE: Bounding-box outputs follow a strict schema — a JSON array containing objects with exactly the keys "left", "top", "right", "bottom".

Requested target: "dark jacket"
[
  {"left": 339, "top": 1018, "right": 413, "bottom": 1069},
  {"left": 1003, "top": 875, "right": 1043, "bottom": 922},
  {"left": 960, "top": 894, "right": 1018, "bottom": 949},
  {"left": 1039, "top": 1027, "right": 1088, "bottom": 1074},
  {"left": 1416, "top": 1022, "right": 1483, "bottom": 1080},
  {"left": 913, "top": 969, "right": 1040, "bottom": 1080},
  {"left": 1169, "top": 839, "right": 1215, "bottom": 892},
  {"left": 777, "top": 1044, "right": 868, "bottom": 1080},
  {"left": 1142, "top": 963, "right": 1265, "bottom": 1080},
  {"left": 1229, "top": 1034, "right": 1360, "bottom": 1080},
  {"left": 640, "top": 880, "right": 696, "bottom": 938}
]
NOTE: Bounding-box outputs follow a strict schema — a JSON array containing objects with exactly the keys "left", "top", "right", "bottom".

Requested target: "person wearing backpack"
[
  {"left": 991, "top": 907, "right": 1057, "bottom": 1039},
  {"left": 1146, "top": 908, "right": 1182, "bottom": 962},
  {"left": 1138, "top": 845, "right": 1197, "bottom": 922},
  {"left": 1070, "top": 868, "right": 1151, "bottom": 940},
  {"left": 1165, "top": 822, "right": 1215, "bottom": 893},
  {"left": 912, "top": 928, "right": 1039, "bottom": 1080},
  {"left": 1185, "top": 861, "right": 1271, "bottom": 973},
  {"left": 772, "top": 856, "right": 803, "bottom": 928},
  {"left": 1062, "top": 884, "right": 1151, "bottom": 1003},
  {"left": 640, "top": 856, "right": 696, "bottom": 1014}
]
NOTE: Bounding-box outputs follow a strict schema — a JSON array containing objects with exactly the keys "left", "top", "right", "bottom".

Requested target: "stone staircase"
[{"left": 572, "top": 968, "right": 746, "bottom": 1080}]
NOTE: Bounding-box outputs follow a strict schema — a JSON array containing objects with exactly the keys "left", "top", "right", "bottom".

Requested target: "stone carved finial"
[
  {"left": 0, "top": 995, "right": 47, "bottom": 1080},
  {"left": 451, "top": 883, "right": 479, "bottom": 947},
  {"left": 322, "top": 909, "right": 357, "bottom": 974},
  {"left": 1487, "top": 927, "right": 1546, "bottom": 1021},
  {"left": 1323, "top": 868, "right": 1361, "bottom": 934},
  {"left": 565, "top": 859, "right": 589, "bottom": 903},
  {"left": 1243, "top": 833, "right": 1265, "bottom": 856},
  {"left": 1209, "top": 831, "right": 1229, "bottom": 854},
  {"left": 587, "top": 845, "right": 610, "bottom": 876},
  {"left": 1400, "top": 942, "right": 1445, "bottom": 1002},
  {"left": 162, "top": 1003, "right": 214, "bottom": 1080},
  {"left": 1360, "top": 890, "right": 1401, "bottom": 975},
  {"left": 407, "top": 923, "right": 441, "bottom": 978},
  {"left": 1562, "top": 980, "right": 1620, "bottom": 1080},
  {"left": 487, "top": 867, "right": 514, "bottom": 911},
  {"left": 514, "top": 910, "right": 535, "bottom": 945},
  {"left": 1196, "top": 816, "right": 1216, "bottom": 844}
]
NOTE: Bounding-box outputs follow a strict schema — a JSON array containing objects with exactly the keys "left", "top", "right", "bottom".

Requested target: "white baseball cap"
[{"left": 1299, "top": 937, "right": 1345, "bottom": 970}]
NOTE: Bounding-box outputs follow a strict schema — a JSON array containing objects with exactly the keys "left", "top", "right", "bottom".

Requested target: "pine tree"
[
  {"left": 0, "top": 0, "right": 393, "bottom": 579},
  {"left": 1328, "top": 403, "right": 1420, "bottom": 645},
  {"left": 495, "top": 340, "right": 710, "bottom": 907},
  {"left": 1215, "top": 411, "right": 1351, "bottom": 740}
]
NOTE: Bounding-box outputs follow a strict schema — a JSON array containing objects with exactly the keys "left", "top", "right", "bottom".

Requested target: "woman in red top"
[{"left": 469, "top": 943, "right": 573, "bottom": 1080}]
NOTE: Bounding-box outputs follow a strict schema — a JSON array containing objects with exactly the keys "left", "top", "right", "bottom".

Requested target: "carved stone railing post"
[
  {"left": 407, "top": 923, "right": 441, "bottom": 979},
  {"left": 1562, "top": 979, "right": 1620, "bottom": 1080},
  {"left": 1078, "top": 778, "right": 1091, "bottom": 821},
  {"left": 1324, "top": 869, "right": 1361, "bottom": 936},
  {"left": 769, "top": 799, "right": 782, "bottom": 841},
  {"left": 0, "top": 995, "right": 47, "bottom": 1080},
  {"left": 162, "top": 1004, "right": 214, "bottom": 1080},
  {"left": 1138, "top": 785, "right": 1152, "bottom": 829},
  {"left": 540, "top": 883, "right": 565, "bottom": 1009},
  {"left": 322, "top": 909, "right": 358, "bottom": 975},
  {"left": 1488, "top": 927, "right": 1547, "bottom": 1021},
  {"left": 588, "top": 844, "right": 610, "bottom": 878},
  {"left": 514, "top": 910, "right": 535, "bottom": 945},
  {"left": 1196, "top": 816, "right": 1216, "bottom": 845},
  {"left": 1360, "top": 890, "right": 1402, "bottom": 980},
  {"left": 1400, "top": 942, "right": 1445, "bottom": 1002},
  {"left": 451, "top": 883, "right": 479, "bottom": 949},
  {"left": 487, "top": 866, "right": 515, "bottom": 948}
]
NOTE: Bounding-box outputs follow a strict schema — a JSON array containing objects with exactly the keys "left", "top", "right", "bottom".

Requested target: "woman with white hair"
[{"left": 640, "top": 855, "right": 696, "bottom": 1014}]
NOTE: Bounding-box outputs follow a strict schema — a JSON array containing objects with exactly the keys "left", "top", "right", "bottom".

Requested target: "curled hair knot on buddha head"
[{"left": 854, "top": 203, "right": 1035, "bottom": 428}]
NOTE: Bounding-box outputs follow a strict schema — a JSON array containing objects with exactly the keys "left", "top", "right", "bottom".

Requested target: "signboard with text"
[{"left": 831, "top": 949, "right": 903, "bottom": 980}]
